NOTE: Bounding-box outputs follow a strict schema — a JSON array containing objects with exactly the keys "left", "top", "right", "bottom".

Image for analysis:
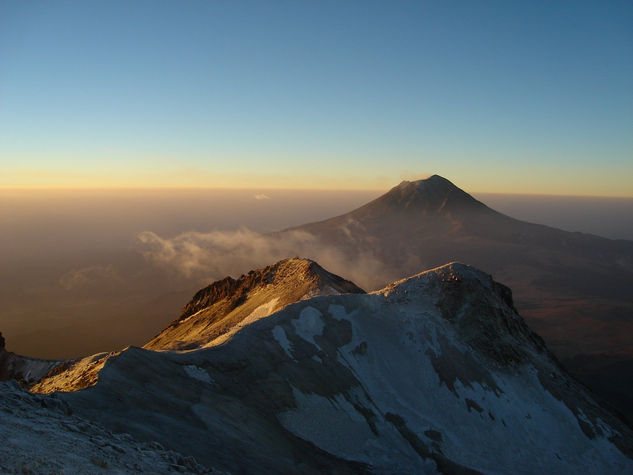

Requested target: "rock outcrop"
[
  {"left": 0, "top": 332, "right": 60, "bottom": 384},
  {"left": 145, "top": 257, "right": 364, "bottom": 351}
]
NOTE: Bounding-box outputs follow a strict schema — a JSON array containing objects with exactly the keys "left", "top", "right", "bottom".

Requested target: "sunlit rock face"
[
  {"left": 32, "top": 260, "right": 633, "bottom": 474},
  {"left": 144, "top": 257, "right": 365, "bottom": 351}
]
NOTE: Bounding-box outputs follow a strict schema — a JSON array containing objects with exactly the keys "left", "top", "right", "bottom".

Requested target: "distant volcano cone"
[{"left": 345, "top": 175, "right": 494, "bottom": 221}]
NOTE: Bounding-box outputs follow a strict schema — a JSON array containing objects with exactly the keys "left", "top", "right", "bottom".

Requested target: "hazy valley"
[{"left": 2, "top": 177, "right": 633, "bottom": 473}]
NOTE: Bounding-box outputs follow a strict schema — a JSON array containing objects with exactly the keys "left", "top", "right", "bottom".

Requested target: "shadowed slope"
[{"left": 32, "top": 261, "right": 633, "bottom": 473}]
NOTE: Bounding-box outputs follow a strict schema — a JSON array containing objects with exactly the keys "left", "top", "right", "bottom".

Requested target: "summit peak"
[
  {"left": 355, "top": 175, "right": 490, "bottom": 218},
  {"left": 144, "top": 257, "right": 364, "bottom": 351},
  {"left": 398, "top": 174, "right": 453, "bottom": 187}
]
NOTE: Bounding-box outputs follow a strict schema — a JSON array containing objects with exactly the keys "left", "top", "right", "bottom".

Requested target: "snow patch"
[
  {"left": 272, "top": 326, "right": 293, "bottom": 358},
  {"left": 177, "top": 307, "right": 205, "bottom": 325},
  {"left": 206, "top": 297, "right": 281, "bottom": 347},
  {"left": 328, "top": 304, "right": 349, "bottom": 321},
  {"left": 279, "top": 387, "right": 377, "bottom": 461},
  {"left": 242, "top": 297, "right": 280, "bottom": 327},
  {"left": 183, "top": 365, "right": 212, "bottom": 384},
  {"left": 291, "top": 307, "right": 324, "bottom": 347}
]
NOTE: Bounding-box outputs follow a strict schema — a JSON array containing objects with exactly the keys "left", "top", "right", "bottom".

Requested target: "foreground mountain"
[
  {"left": 32, "top": 261, "right": 633, "bottom": 473},
  {"left": 280, "top": 175, "right": 633, "bottom": 420},
  {"left": 0, "top": 380, "right": 214, "bottom": 473},
  {"left": 145, "top": 258, "right": 364, "bottom": 351}
]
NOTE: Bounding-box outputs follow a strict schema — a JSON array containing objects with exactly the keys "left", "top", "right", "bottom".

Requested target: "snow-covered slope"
[
  {"left": 144, "top": 257, "right": 364, "bottom": 351},
  {"left": 283, "top": 178, "right": 633, "bottom": 334},
  {"left": 0, "top": 381, "right": 215, "bottom": 473},
  {"left": 32, "top": 261, "right": 633, "bottom": 473}
]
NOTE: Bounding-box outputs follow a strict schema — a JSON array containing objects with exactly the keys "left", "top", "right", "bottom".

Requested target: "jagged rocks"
[
  {"left": 144, "top": 257, "right": 365, "bottom": 351},
  {"left": 0, "top": 332, "right": 61, "bottom": 384}
]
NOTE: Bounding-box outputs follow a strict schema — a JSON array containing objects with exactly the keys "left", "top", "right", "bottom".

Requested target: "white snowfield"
[
  {"left": 26, "top": 262, "right": 633, "bottom": 474},
  {"left": 273, "top": 264, "right": 633, "bottom": 474}
]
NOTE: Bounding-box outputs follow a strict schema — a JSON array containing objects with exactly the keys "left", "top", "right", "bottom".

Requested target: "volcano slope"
[
  {"left": 279, "top": 175, "right": 633, "bottom": 421},
  {"left": 33, "top": 261, "right": 633, "bottom": 474}
]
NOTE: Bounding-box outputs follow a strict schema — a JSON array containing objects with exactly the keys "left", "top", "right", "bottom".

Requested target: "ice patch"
[
  {"left": 292, "top": 306, "right": 324, "bottom": 347},
  {"left": 206, "top": 297, "right": 282, "bottom": 347},
  {"left": 272, "top": 326, "right": 293, "bottom": 358},
  {"left": 328, "top": 304, "right": 349, "bottom": 321},
  {"left": 596, "top": 417, "right": 619, "bottom": 439},
  {"left": 279, "top": 387, "right": 377, "bottom": 461},
  {"left": 241, "top": 297, "right": 280, "bottom": 327},
  {"left": 183, "top": 365, "right": 212, "bottom": 384},
  {"left": 178, "top": 307, "right": 205, "bottom": 325},
  {"left": 320, "top": 285, "right": 339, "bottom": 296}
]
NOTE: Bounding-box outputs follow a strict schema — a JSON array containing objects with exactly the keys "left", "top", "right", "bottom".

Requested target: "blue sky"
[{"left": 1, "top": 1, "right": 631, "bottom": 195}]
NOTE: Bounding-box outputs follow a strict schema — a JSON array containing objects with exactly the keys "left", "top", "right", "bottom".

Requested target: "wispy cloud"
[
  {"left": 59, "top": 265, "right": 121, "bottom": 290},
  {"left": 254, "top": 194, "right": 271, "bottom": 200},
  {"left": 136, "top": 228, "right": 390, "bottom": 290}
]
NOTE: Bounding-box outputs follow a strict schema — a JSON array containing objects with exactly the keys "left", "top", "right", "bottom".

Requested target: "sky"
[{"left": 1, "top": 1, "right": 632, "bottom": 195}]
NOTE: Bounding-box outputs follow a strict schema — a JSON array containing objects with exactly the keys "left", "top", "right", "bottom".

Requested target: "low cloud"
[
  {"left": 59, "top": 265, "right": 121, "bottom": 290},
  {"left": 136, "top": 228, "right": 390, "bottom": 290},
  {"left": 254, "top": 194, "right": 271, "bottom": 200}
]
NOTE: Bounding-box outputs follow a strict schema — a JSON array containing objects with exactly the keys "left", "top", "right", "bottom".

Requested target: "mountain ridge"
[
  {"left": 0, "top": 332, "right": 60, "bottom": 384},
  {"left": 30, "top": 259, "right": 633, "bottom": 473},
  {"left": 145, "top": 257, "right": 364, "bottom": 351}
]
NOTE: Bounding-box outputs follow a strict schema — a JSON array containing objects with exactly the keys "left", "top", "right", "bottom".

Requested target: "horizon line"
[{"left": 1, "top": 185, "right": 632, "bottom": 199}]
